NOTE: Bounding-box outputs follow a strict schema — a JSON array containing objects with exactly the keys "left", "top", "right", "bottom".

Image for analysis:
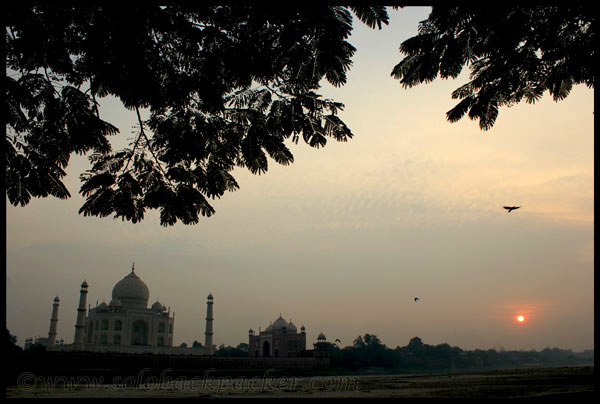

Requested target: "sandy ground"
[{"left": 6, "top": 365, "right": 594, "bottom": 398}]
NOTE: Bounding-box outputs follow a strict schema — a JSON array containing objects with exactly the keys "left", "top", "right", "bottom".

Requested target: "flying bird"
[
  {"left": 414, "top": 297, "right": 419, "bottom": 302},
  {"left": 503, "top": 206, "right": 521, "bottom": 212}
]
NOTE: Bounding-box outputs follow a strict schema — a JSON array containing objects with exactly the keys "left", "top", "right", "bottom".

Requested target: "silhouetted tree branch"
[
  {"left": 391, "top": 5, "right": 595, "bottom": 130},
  {"left": 6, "top": 5, "right": 389, "bottom": 225},
  {"left": 6, "top": 6, "right": 593, "bottom": 225}
]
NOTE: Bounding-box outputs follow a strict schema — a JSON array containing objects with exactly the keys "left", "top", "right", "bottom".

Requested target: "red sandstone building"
[{"left": 248, "top": 314, "right": 306, "bottom": 357}]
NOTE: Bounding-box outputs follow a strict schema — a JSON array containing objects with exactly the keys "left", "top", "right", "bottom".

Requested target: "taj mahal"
[
  {"left": 34, "top": 264, "right": 215, "bottom": 355},
  {"left": 29, "top": 263, "right": 331, "bottom": 362}
]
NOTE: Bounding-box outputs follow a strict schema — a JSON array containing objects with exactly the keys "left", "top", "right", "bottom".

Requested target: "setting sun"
[{"left": 517, "top": 315, "right": 525, "bottom": 323}]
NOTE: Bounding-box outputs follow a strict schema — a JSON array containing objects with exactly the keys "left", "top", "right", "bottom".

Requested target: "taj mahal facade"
[{"left": 36, "top": 264, "right": 215, "bottom": 356}]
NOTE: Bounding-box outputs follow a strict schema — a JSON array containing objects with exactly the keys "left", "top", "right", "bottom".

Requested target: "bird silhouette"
[
  {"left": 503, "top": 206, "right": 521, "bottom": 212},
  {"left": 414, "top": 297, "right": 419, "bottom": 302}
]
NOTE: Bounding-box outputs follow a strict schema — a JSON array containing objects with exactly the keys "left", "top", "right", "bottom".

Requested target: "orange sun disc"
[{"left": 517, "top": 315, "right": 525, "bottom": 322}]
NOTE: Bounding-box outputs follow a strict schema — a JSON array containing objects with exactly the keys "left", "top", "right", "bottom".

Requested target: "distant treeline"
[{"left": 326, "top": 335, "right": 594, "bottom": 371}]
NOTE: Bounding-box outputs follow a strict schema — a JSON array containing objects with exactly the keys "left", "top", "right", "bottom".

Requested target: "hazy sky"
[{"left": 6, "top": 7, "right": 594, "bottom": 352}]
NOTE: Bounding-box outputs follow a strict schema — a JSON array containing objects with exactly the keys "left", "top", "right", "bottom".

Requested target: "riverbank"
[{"left": 5, "top": 365, "right": 593, "bottom": 398}]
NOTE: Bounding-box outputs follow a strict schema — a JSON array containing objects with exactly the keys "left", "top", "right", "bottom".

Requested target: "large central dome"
[
  {"left": 112, "top": 265, "right": 149, "bottom": 309},
  {"left": 265, "top": 314, "right": 297, "bottom": 333}
]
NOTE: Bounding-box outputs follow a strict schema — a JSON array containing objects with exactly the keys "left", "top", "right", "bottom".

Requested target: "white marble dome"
[{"left": 112, "top": 268, "right": 150, "bottom": 309}]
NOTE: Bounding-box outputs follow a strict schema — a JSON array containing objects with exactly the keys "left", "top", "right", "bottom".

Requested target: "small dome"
[
  {"left": 54, "top": 296, "right": 60, "bottom": 302},
  {"left": 109, "top": 298, "right": 122, "bottom": 307},
  {"left": 151, "top": 300, "right": 165, "bottom": 311},
  {"left": 317, "top": 332, "right": 326, "bottom": 341},
  {"left": 81, "top": 280, "right": 88, "bottom": 288},
  {"left": 287, "top": 320, "right": 297, "bottom": 333},
  {"left": 112, "top": 267, "right": 150, "bottom": 309},
  {"left": 98, "top": 301, "right": 109, "bottom": 311}
]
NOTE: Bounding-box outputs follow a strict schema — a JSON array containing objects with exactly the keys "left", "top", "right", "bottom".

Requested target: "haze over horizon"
[{"left": 6, "top": 7, "right": 594, "bottom": 353}]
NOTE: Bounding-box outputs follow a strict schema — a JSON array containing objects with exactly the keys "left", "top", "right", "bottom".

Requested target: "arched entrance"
[
  {"left": 262, "top": 340, "right": 270, "bottom": 357},
  {"left": 131, "top": 320, "right": 149, "bottom": 345}
]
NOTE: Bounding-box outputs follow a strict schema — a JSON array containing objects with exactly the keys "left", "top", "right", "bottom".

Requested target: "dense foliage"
[
  {"left": 6, "top": 6, "right": 594, "bottom": 225},
  {"left": 329, "top": 335, "right": 594, "bottom": 371},
  {"left": 392, "top": 5, "right": 595, "bottom": 130},
  {"left": 6, "top": 5, "right": 388, "bottom": 225},
  {"left": 215, "top": 342, "right": 249, "bottom": 357}
]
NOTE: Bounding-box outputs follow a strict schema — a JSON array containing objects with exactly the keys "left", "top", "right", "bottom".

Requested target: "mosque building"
[
  {"left": 38, "top": 264, "right": 215, "bottom": 355},
  {"left": 248, "top": 314, "right": 307, "bottom": 357}
]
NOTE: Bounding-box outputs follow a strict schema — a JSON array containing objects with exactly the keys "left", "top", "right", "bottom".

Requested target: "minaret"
[
  {"left": 73, "top": 280, "right": 88, "bottom": 348},
  {"left": 47, "top": 296, "right": 60, "bottom": 347},
  {"left": 204, "top": 293, "right": 214, "bottom": 354}
]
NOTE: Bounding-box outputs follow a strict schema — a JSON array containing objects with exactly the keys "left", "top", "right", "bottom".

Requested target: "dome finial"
[{"left": 131, "top": 262, "right": 135, "bottom": 273}]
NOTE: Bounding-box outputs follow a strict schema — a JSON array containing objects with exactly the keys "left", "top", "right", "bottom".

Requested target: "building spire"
[
  {"left": 47, "top": 296, "right": 60, "bottom": 347},
  {"left": 205, "top": 293, "right": 214, "bottom": 354},
  {"left": 73, "top": 280, "right": 89, "bottom": 348},
  {"left": 131, "top": 262, "right": 135, "bottom": 273}
]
